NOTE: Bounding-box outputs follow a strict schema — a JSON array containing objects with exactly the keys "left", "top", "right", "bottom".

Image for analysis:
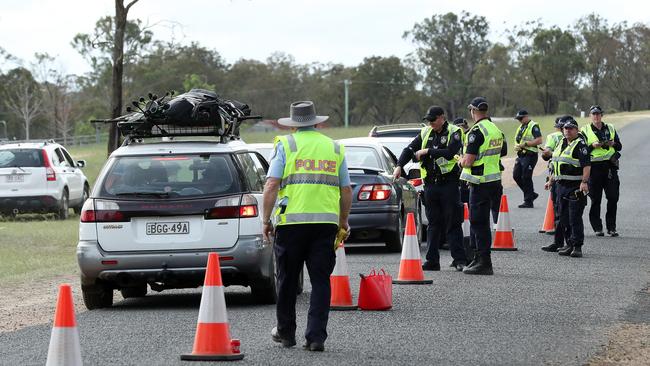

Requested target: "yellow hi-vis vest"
[
  {"left": 551, "top": 138, "right": 582, "bottom": 181},
  {"left": 544, "top": 131, "right": 563, "bottom": 152},
  {"left": 274, "top": 130, "right": 344, "bottom": 226},
  {"left": 515, "top": 120, "right": 540, "bottom": 153},
  {"left": 460, "top": 119, "right": 504, "bottom": 184},
  {"left": 580, "top": 123, "right": 616, "bottom": 162},
  {"left": 419, "top": 124, "right": 461, "bottom": 179}
]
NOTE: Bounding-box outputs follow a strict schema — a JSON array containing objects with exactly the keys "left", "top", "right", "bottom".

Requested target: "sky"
[{"left": 0, "top": 0, "right": 647, "bottom": 76}]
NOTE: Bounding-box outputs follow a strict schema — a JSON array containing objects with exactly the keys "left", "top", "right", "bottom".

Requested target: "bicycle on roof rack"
[{"left": 91, "top": 88, "right": 262, "bottom": 144}]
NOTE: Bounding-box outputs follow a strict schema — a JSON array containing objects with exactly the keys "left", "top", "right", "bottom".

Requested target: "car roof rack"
[
  {"left": 368, "top": 123, "right": 425, "bottom": 137},
  {"left": 0, "top": 139, "right": 56, "bottom": 146},
  {"left": 91, "top": 89, "right": 262, "bottom": 145}
]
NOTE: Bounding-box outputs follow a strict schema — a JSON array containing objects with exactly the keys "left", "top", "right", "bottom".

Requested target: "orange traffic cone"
[
  {"left": 46, "top": 284, "right": 82, "bottom": 366},
  {"left": 462, "top": 203, "right": 470, "bottom": 237},
  {"left": 393, "top": 212, "right": 433, "bottom": 284},
  {"left": 493, "top": 195, "right": 517, "bottom": 251},
  {"left": 330, "top": 242, "right": 357, "bottom": 310},
  {"left": 181, "top": 253, "right": 244, "bottom": 361},
  {"left": 539, "top": 195, "right": 555, "bottom": 234}
]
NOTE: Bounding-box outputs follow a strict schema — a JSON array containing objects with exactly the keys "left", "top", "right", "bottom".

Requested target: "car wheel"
[
  {"left": 384, "top": 210, "right": 404, "bottom": 253},
  {"left": 56, "top": 189, "right": 69, "bottom": 220},
  {"left": 120, "top": 284, "right": 148, "bottom": 299},
  {"left": 82, "top": 282, "right": 113, "bottom": 310},
  {"left": 251, "top": 259, "right": 277, "bottom": 304},
  {"left": 73, "top": 185, "right": 89, "bottom": 215}
]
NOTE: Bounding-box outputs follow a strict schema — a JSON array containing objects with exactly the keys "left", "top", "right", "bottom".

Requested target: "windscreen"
[
  {"left": 99, "top": 154, "right": 242, "bottom": 199},
  {"left": 0, "top": 149, "right": 44, "bottom": 168},
  {"left": 344, "top": 146, "right": 382, "bottom": 170}
]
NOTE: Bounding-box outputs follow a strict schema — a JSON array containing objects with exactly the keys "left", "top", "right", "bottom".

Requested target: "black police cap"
[
  {"left": 468, "top": 97, "right": 489, "bottom": 111},
  {"left": 561, "top": 116, "right": 578, "bottom": 129},
  {"left": 423, "top": 106, "right": 445, "bottom": 121},
  {"left": 514, "top": 109, "right": 528, "bottom": 120},
  {"left": 554, "top": 116, "right": 567, "bottom": 128},
  {"left": 590, "top": 105, "right": 603, "bottom": 114},
  {"left": 453, "top": 117, "right": 467, "bottom": 126}
]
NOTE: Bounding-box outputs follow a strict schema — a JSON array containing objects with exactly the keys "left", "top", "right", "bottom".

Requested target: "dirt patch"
[
  {"left": 500, "top": 156, "right": 549, "bottom": 190},
  {"left": 587, "top": 323, "right": 650, "bottom": 366},
  {"left": 0, "top": 275, "right": 123, "bottom": 333}
]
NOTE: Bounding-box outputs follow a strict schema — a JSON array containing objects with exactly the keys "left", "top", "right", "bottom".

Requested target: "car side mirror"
[{"left": 76, "top": 160, "right": 86, "bottom": 168}]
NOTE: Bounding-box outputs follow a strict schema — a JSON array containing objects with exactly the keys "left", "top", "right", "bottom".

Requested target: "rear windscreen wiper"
[
  {"left": 115, "top": 192, "right": 170, "bottom": 198},
  {"left": 13, "top": 165, "right": 26, "bottom": 172}
]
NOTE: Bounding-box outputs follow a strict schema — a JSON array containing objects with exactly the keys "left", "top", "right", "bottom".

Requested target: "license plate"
[
  {"left": 6, "top": 175, "right": 24, "bottom": 183},
  {"left": 146, "top": 221, "right": 190, "bottom": 235}
]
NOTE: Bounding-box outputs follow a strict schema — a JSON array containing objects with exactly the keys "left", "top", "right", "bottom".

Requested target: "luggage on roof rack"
[{"left": 91, "top": 89, "right": 261, "bottom": 143}]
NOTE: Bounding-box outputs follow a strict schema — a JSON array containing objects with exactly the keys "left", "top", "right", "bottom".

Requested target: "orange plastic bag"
[{"left": 358, "top": 269, "right": 392, "bottom": 311}]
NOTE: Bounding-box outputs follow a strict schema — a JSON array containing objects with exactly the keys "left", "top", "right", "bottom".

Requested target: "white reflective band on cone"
[
  {"left": 332, "top": 245, "right": 349, "bottom": 276},
  {"left": 496, "top": 211, "right": 511, "bottom": 231},
  {"left": 401, "top": 234, "right": 420, "bottom": 260},
  {"left": 46, "top": 327, "right": 82, "bottom": 366},
  {"left": 197, "top": 286, "right": 228, "bottom": 324}
]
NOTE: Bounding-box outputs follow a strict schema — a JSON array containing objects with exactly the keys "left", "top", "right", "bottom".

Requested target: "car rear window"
[
  {"left": 344, "top": 146, "right": 382, "bottom": 170},
  {"left": 0, "top": 149, "right": 44, "bottom": 168},
  {"left": 98, "top": 154, "right": 242, "bottom": 199},
  {"left": 380, "top": 141, "right": 409, "bottom": 157}
]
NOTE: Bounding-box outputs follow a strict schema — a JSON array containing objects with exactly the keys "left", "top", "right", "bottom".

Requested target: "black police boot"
[
  {"left": 518, "top": 201, "right": 534, "bottom": 208},
  {"left": 462, "top": 255, "right": 493, "bottom": 275},
  {"left": 570, "top": 246, "right": 583, "bottom": 258},
  {"left": 421, "top": 261, "right": 440, "bottom": 271},
  {"left": 541, "top": 243, "right": 561, "bottom": 252},
  {"left": 557, "top": 245, "right": 573, "bottom": 256},
  {"left": 465, "top": 251, "right": 480, "bottom": 270}
]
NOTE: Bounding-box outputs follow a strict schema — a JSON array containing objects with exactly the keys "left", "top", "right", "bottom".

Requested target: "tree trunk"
[{"left": 108, "top": 0, "right": 138, "bottom": 156}]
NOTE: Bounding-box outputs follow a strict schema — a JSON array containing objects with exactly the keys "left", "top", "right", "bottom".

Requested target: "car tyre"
[
  {"left": 384, "top": 210, "right": 404, "bottom": 252},
  {"left": 74, "top": 184, "right": 89, "bottom": 215},
  {"left": 251, "top": 259, "right": 277, "bottom": 304},
  {"left": 120, "top": 284, "right": 148, "bottom": 299},
  {"left": 56, "top": 189, "right": 69, "bottom": 220},
  {"left": 82, "top": 282, "right": 113, "bottom": 310}
]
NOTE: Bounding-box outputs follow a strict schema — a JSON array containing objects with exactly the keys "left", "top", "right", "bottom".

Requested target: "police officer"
[
  {"left": 459, "top": 97, "right": 507, "bottom": 275},
  {"left": 263, "top": 101, "right": 352, "bottom": 352},
  {"left": 393, "top": 106, "right": 466, "bottom": 271},
  {"left": 540, "top": 116, "right": 567, "bottom": 252},
  {"left": 545, "top": 117, "right": 590, "bottom": 257},
  {"left": 453, "top": 118, "right": 470, "bottom": 202},
  {"left": 581, "top": 105, "right": 622, "bottom": 237},
  {"left": 513, "top": 109, "right": 542, "bottom": 208}
]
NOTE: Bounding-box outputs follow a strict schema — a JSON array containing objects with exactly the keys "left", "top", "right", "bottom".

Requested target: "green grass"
[
  {"left": 1, "top": 111, "right": 647, "bottom": 285},
  {"left": 0, "top": 215, "right": 80, "bottom": 284}
]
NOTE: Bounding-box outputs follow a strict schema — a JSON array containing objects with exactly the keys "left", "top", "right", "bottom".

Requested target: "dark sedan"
[{"left": 338, "top": 138, "right": 419, "bottom": 252}]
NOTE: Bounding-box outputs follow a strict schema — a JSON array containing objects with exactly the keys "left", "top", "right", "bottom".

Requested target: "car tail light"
[
  {"left": 41, "top": 149, "right": 56, "bottom": 181},
  {"left": 206, "top": 195, "right": 259, "bottom": 219},
  {"left": 408, "top": 178, "right": 423, "bottom": 187},
  {"left": 358, "top": 184, "right": 392, "bottom": 201},
  {"left": 80, "top": 200, "right": 126, "bottom": 222}
]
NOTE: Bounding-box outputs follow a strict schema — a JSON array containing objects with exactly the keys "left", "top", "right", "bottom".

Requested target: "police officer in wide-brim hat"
[{"left": 263, "top": 101, "right": 353, "bottom": 352}]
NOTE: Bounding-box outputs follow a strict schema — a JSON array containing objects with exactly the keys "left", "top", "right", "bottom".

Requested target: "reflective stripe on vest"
[
  {"left": 580, "top": 123, "right": 615, "bottom": 162},
  {"left": 515, "top": 121, "right": 539, "bottom": 153},
  {"left": 551, "top": 138, "right": 581, "bottom": 180},
  {"left": 274, "top": 131, "right": 344, "bottom": 226},
  {"left": 460, "top": 119, "right": 503, "bottom": 184},
  {"left": 418, "top": 124, "right": 461, "bottom": 179}
]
